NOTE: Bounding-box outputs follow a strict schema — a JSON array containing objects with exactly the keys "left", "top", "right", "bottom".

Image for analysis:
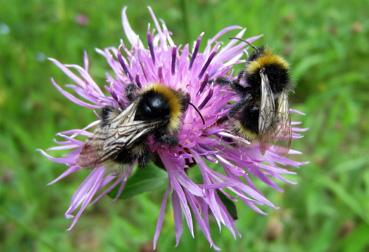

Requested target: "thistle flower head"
[{"left": 39, "top": 7, "right": 307, "bottom": 250}]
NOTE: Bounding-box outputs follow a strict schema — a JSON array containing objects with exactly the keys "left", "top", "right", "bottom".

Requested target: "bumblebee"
[
  {"left": 77, "top": 83, "right": 198, "bottom": 169},
  {"left": 216, "top": 42, "right": 292, "bottom": 153}
]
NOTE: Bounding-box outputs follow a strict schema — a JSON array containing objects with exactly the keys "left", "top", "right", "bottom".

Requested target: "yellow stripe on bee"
[
  {"left": 142, "top": 84, "right": 182, "bottom": 131},
  {"left": 246, "top": 50, "right": 289, "bottom": 75},
  {"left": 235, "top": 121, "right": 257, "bottom": 141}
]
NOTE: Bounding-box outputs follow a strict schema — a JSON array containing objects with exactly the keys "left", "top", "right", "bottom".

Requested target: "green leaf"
[
  {"left": 217, "top": 190, "right": 238, "bottom": 220},
  {"left": 319, "top": 176, "right": 368, "bottom": 224},
  {"left": 341, "top": 223, "right": 369, "bottom": 252},
  {"left": 109, "top": 163, "right": 168, "bottom": 200}
]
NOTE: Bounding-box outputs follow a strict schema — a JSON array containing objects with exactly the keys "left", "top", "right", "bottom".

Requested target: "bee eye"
[
  {"left": 142, "top": 103, "right": 152, "bottom": 113},
  {"left": 148, "top": 96, "right": 166, "bottom": 111}
]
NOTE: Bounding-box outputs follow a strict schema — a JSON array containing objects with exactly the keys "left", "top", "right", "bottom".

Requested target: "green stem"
[{"left": 179, "top": 0, "right": 191, "bottom": 42}]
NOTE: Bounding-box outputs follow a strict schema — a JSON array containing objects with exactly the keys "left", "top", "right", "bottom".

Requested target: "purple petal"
[
  {"left": 153, "top": 186, "right": 170, "bottom": 249},
  {"left": 172, "top": 192, "right": 183, "bottom": 246},
  {"left": 121, "top": 7, "right": 144, "bottom": 48}
]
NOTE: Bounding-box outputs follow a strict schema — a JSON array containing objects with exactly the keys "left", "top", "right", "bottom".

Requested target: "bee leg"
[
  {"left": 212, "top": 77, "right": 247, "bottom": 95},
  {"left": 155, "top": 131, "right": 178, "bottom": 146},
  {"left": 161, "top": 135, "right": 179, "bottom": 146},
  {"left": 125, "top": 83, "right": 139, "bottom": 102},
  {"left": 230, "top": 82, "right": 247, "bottom": 94},
  {"left": 236, "top": 70, "right": 245, "bottom": 83},
  {"left": 213, "top": 77, "right": 232, "bottom": 86},
  {"left": 137, "top": 145, "right": 151, "bottom": 168},
  {"left": 152, "top": 154, "right": 166, "bottom": 170},
  {"left": 216, "top": 103, "right": 243, "bottom": 124},
  {"left": 217, "top": 97, "right": 251, "bottom": 124},
  {"left": 229, "top": 100, "right": 247, "bottom": 117}
]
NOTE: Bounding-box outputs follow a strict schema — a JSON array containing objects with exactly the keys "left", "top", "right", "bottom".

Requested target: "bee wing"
[
  {"left": 273, "top": 91, "right": 292, "bottom": 155},
  {"left": 77, "top": 102, "right": 162, "bottom": 167},
  {"left": 258, "top": 69, "right": 276, "bottom": 153},
  {"left": 258, "top": 69, "right": 275, "bottom": 134}
]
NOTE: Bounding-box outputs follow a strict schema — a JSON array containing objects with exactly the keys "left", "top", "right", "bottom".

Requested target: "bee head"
[
  {"left": 134, "top": 83, "right": 205, "bottom": 131},
  {"left": 134, "top": 84, "right": 184, "bottom": 131},
  {"left": 137, "top": 91, "right": 171, "bottom": 120}
]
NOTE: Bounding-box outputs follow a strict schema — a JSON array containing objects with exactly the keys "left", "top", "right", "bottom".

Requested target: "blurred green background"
[{"left": 1, "top": 0, "right": 369, "bottom": 251}]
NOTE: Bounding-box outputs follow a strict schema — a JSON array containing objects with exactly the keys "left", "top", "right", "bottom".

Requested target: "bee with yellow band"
[
  {"left": 78, "top": 83, "right": 204, "bottom": 170},
  {"left": 215, "top": 40, "right": 293, "bottom": 154}
]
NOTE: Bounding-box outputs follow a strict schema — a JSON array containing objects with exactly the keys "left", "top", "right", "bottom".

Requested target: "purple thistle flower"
[{"left": 39, "top": 6, "right": 307, "bottom": 250}]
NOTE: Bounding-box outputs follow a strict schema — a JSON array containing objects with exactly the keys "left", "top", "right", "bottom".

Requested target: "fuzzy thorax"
[{"left": 246, "top": 49, "right": 289, "bottom": 75}]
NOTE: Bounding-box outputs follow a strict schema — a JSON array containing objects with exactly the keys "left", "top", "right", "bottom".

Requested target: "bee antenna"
[
  {"left": 229, "top": 37, "right": 258, "bottom": 50},
  {"left": 188, "top": 102, "right": 205, "bottom": 125}
]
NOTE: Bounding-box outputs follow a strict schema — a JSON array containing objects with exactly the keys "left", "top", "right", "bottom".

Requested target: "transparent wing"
[
  {"left": 77, "top": 102, "right": 162, "bottom": 167},
  {"left": 273, "top": 91, "right": 292, "bottom": 155},
  {"left": 258, "top": 69, "right": 276, "bottom": 153},
  {"left": 258, "top": 69, "right": 275, "bottom": 134}
]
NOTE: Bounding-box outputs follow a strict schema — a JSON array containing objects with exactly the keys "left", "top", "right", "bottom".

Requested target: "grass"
[{"left": 1, "top": 0, "right": 369, "bottom": 251}]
